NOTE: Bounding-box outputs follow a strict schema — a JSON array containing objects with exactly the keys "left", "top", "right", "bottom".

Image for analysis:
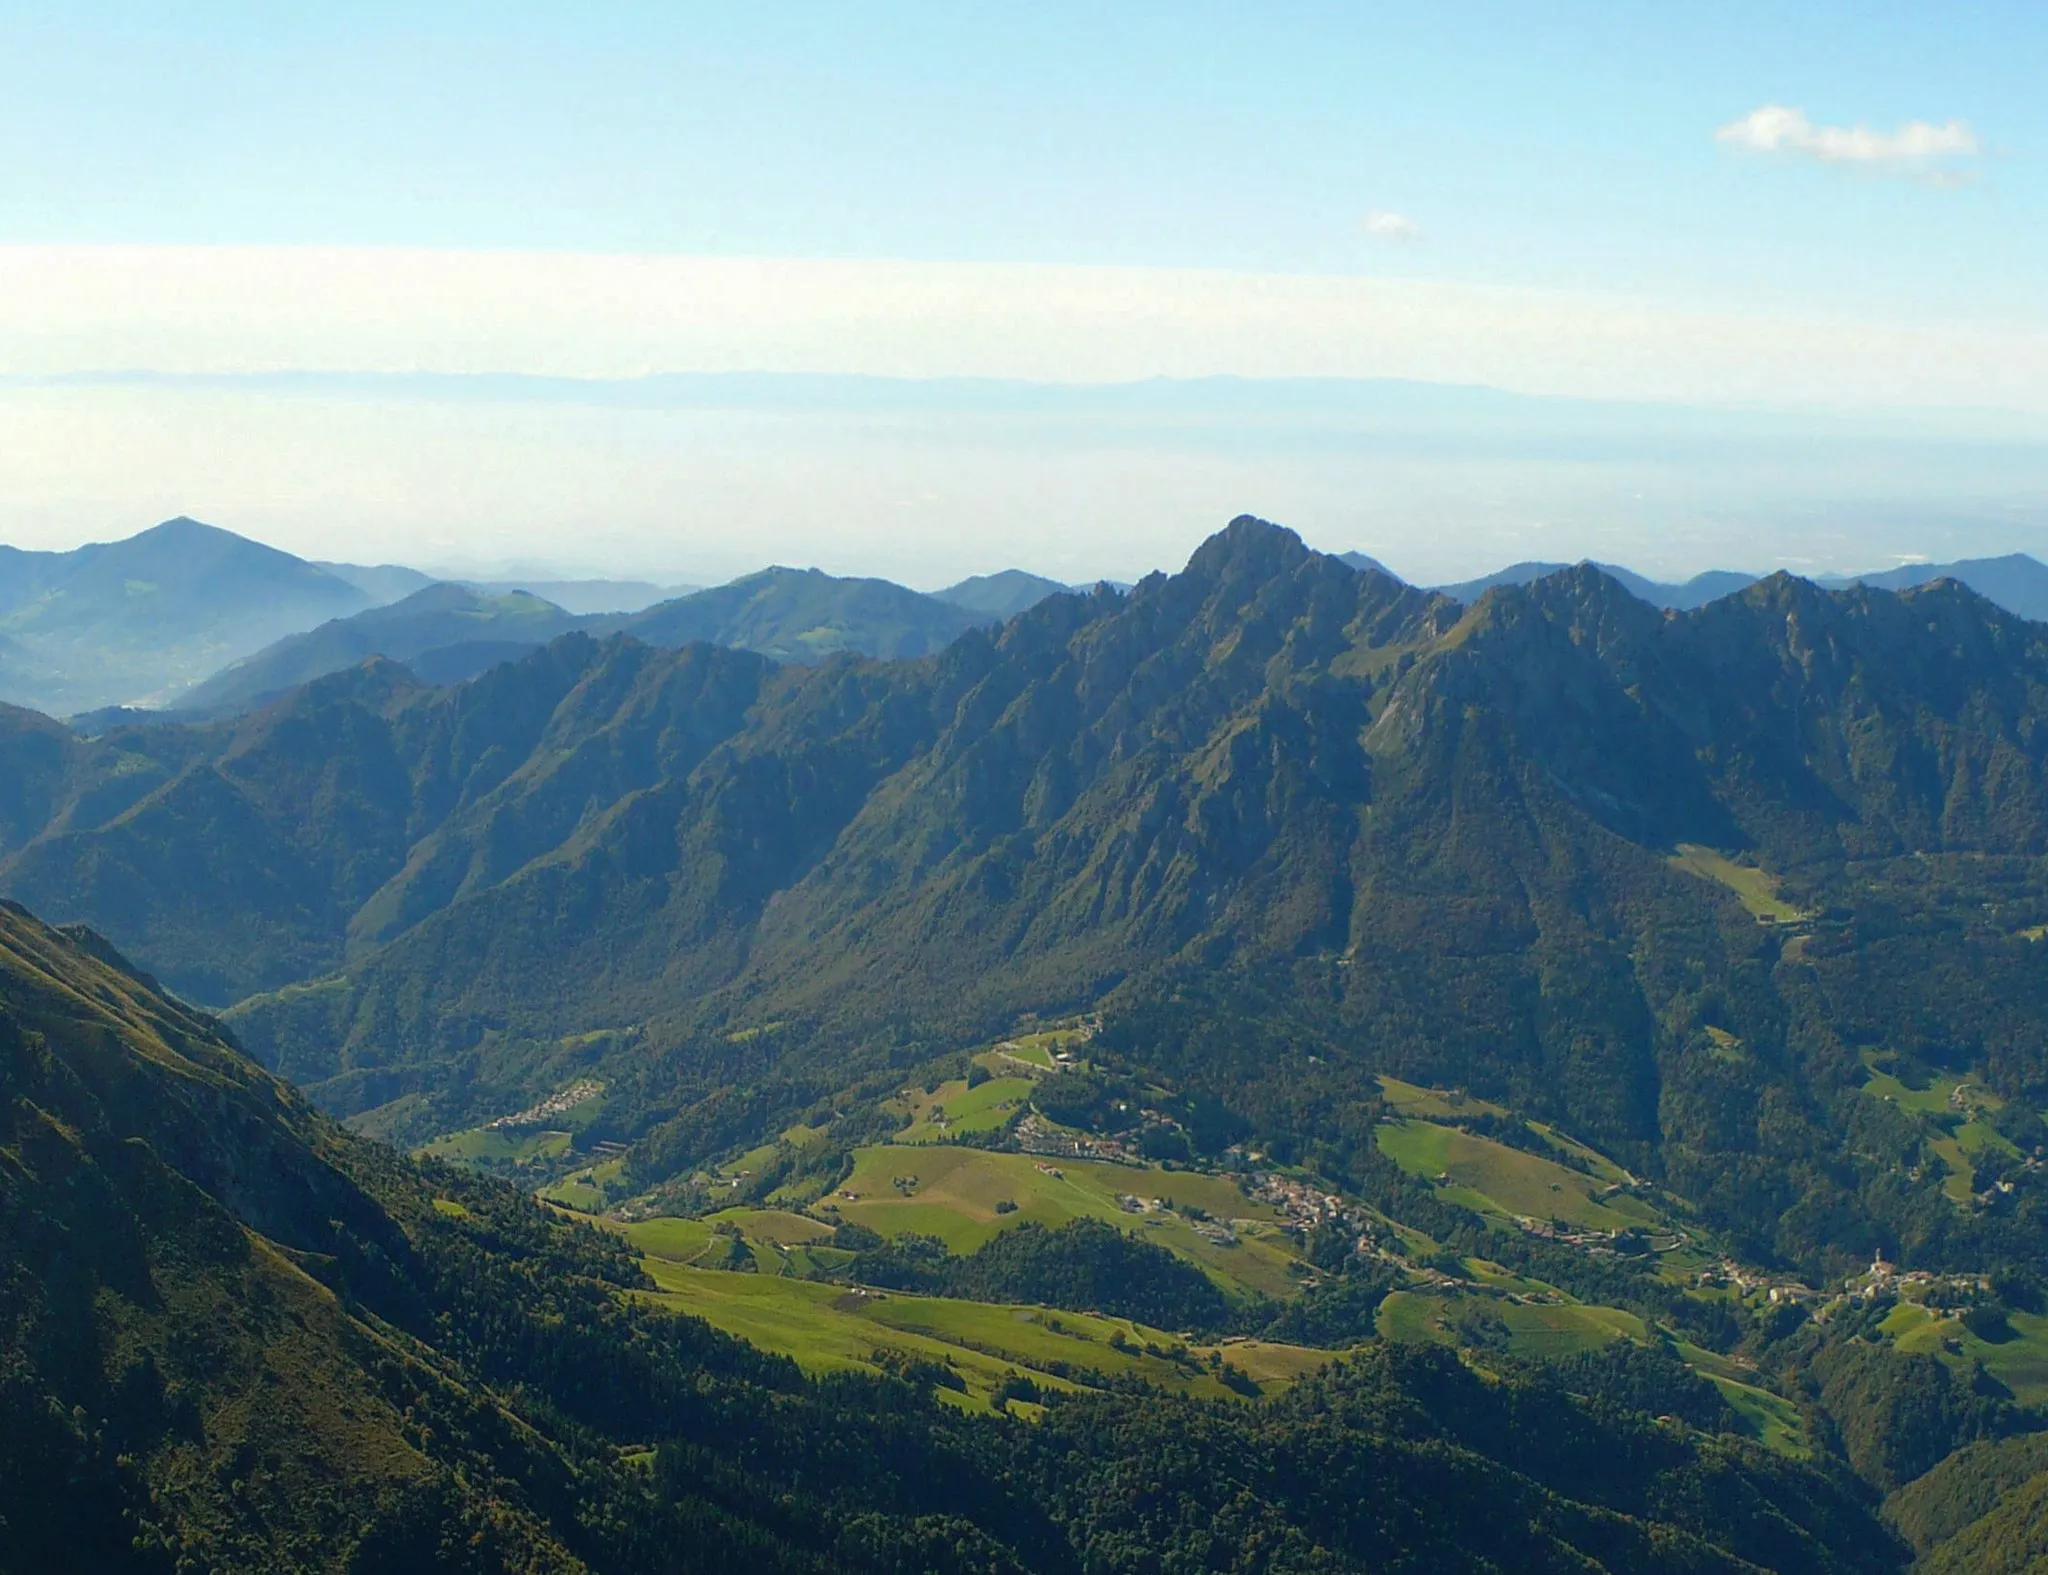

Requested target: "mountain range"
[
  {"left": 12, "top": 514, "right": 2048, "bottom": 1564},
  {"left": 1438, "top": 554, "right": 2048, "bottom": 619},
  {"left": 3, "top": 517, "right": 2045, "bottom": 1271},
  {"left": 11, "top": 514, "right": 2048, "bottom": 726}
]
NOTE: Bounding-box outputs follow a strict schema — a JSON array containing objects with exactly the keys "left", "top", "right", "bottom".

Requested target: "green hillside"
[{"left": 0, "top": 898, "right": 1903, "bottom": 1572}]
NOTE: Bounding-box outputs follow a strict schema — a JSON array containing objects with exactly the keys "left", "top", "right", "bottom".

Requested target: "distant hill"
[
  {"left": 179, "top": 583, "right": 588, "bottom": 712},
  {"left": 311, "top": 559, "right": 439, "bottom": 603},
  {"left": 461, "top": 576, "right": 694, "bottom": 614},
  {"left": 935, "top": 568, "right": 1074, "bottom": 617},
  {"left": 619, "top": 564, "right": 989, "bottom": 661},
  {"left": 0, "top": 517, "right": 371, "bottom": 713},
  {"left": 315, "top": 560, "right": 692, "bottom": 616}
]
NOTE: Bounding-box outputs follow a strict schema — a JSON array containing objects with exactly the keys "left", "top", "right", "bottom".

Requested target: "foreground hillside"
[{"left": 0, "top": 899, "right": 1899, "bottom": 1572}]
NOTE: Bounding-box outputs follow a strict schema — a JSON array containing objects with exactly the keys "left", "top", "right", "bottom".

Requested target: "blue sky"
[
  {"left": 0, "top": 2, "right": 2043, "bottom": 581},
  {"left": 5, "top": 1, "right": 2039, "bottom": 316}
]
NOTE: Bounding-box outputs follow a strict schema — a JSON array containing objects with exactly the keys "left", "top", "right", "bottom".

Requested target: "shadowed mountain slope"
[{"left": 180, "top": 584, "right": 589, "bottom": 713}]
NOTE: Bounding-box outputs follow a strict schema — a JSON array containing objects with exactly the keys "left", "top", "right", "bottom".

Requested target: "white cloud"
[
  {"left": 1363, "top": 209, "right": 1423, "bottom": 242},
  {"left": 1715, "top": 104, "right": 1981, "bottom": 182}
]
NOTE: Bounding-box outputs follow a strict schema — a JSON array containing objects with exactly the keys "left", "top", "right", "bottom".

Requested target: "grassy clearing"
[
  {"left": 1381, "top": 1076, "right": 1634, "bottom": 1187},
  {"left": 894, "top": 1077, "right": 1035, "bottom": 1143},
  {"left": 1373, "top": 1119, "right": 1658, "bottom": 1232},
  {"left": 635, "top": 1259, "right": 1332, "bottom": 1411},
  {"left": 1669, "top": 844, "right": 1809, "bottom": 924},
  {"left": 829, "top": 1144, "right": 1303, "bottom": 1300},
  {"left": 1711, "top": 1376, "right": 1808, "bottom": 1454},
  {"left": 1377, "top": 1076, "right": 1510, "bottom": 1122},
  {"left": 621, "top": 1212, "right": 842, "bottom": 1276},
  {"left": 625, "top": 1216, "right": 716, "bottom": 1263}
]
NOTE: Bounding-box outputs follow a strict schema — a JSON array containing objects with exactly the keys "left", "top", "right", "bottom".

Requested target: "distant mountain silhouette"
[
  {"left": 617, "top": 565, "right": 989, "bottom": 661},
  {"left": 312, "top": 559, "right": 439, "bottom": 603},
  {"left": 935, "top": 568, "right": 1074, "bottom": 617},
  {"left": 316, "top": 559, "right": 694, "bottom": 616},
  {"left": 461, "top": 576, "right": 694, "bottom": 614},
  {"left": 172, "top": 563, "right": 1001, "bottom": 718},
  {"left": 0, "top": 517, "right": 371, "bottom": 713}
]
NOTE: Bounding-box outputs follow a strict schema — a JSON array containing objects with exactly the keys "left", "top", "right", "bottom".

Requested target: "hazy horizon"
[
  {"left": 4, "top": 5, "right": 2044, "bottom": 585},
  {"left": 5, "top": 369, "right": 2045, "bottom": 589}
]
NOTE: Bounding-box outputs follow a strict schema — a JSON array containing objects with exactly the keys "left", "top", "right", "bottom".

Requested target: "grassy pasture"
[
  {"left": 829, "top": 1144, "right": 1304, "bottom": 1299},
  {"left": 623, "top": 1211, "right": 841, "bottom": 1276},
  {"left": 710, "top": 1207, "right": 834, "bottom": 1244},
  {"left": 1379, "top": 1293, "right": 1807, "bottom": 1452},
  {"left": 1374, "top": 1119, "right": 1658, "bottom": 1232},
  {"left": 1377, "top": 1076, "right": 1510, "bottom": 1122}
]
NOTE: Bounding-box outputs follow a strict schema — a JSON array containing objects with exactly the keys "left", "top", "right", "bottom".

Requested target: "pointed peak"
[
  {"left": 143, "top": 515, "right": 232, "bottom": 540},
  {"left": 1183, "top": 516, "right": 1313, "bottom": 581}
]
